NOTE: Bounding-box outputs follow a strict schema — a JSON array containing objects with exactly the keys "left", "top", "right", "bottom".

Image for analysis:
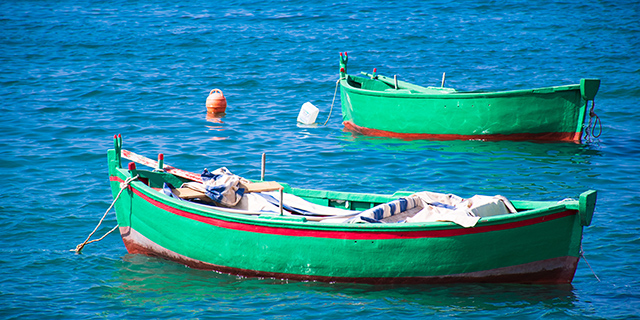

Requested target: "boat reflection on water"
[
  {"left": 106, "top": 253, "right": 578, "bottom": 313},
  {"left": 334, "top": 131, "right": 602, "bottom": 200},
  {"left": 337, "top": 131, "right": 602, "bottom": 164}
]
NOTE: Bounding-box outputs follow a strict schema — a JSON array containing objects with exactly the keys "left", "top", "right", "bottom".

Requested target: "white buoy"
[{"left": 297, "top": 102, "right": 319, "bottom": 125}]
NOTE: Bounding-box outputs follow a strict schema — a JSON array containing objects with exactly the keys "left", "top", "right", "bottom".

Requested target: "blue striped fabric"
[{"left": 349, "top": 197, "right": 421, "bottom": 223}]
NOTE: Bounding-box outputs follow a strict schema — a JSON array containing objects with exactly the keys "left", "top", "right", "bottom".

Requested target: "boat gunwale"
[
  {"left": 110, "top": 167, "right": 578, "bottom": 234},
  {"left": 340, "top": 74, "right": 581, "bottom": 99}
]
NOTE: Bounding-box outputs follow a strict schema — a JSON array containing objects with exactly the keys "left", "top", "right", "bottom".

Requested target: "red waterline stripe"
[
  {"left": 111, "top": 176, "right": 577, "bottom": 240},
  {"left": 343, "top": 121, "right": 582, "bottom": 143}
]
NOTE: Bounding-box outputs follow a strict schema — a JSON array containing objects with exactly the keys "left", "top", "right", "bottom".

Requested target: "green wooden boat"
[
  {"left": 339, "top": 53, "right": 601, "bottom": 142},
  {"left": 108, "top": 135, "right": 596, "bottom": 284}
]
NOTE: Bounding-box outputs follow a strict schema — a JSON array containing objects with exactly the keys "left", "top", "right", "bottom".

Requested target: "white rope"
[
  {"left": 72, "top": 175, "right": 138, "bottom": 253},
  {"left": 323, "top": 78, "right": 341, "bottom": 126}
]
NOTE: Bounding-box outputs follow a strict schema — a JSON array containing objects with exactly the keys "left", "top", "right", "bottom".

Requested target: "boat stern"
[
  {"left": 580, "top": 79, "right": 600, "bottom": 101},
  {"left": 579, "top": 190, "right": 597, "bottom": 227}
]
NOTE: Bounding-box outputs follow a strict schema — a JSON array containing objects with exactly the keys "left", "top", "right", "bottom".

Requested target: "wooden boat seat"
[
  {"left": 239, "top": 181, "right": 283, "bottom": 193},
  {"left": 170, "top": 187, "right": 212, "bottom": 201}
]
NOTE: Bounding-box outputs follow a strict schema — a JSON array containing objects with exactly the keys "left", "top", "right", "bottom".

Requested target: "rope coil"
[
  {"left": 72, "top": 175, "right": 138, "bottom": 254},
  {"left": 584, "top": 100, "right": 602, "bottom": 142}
]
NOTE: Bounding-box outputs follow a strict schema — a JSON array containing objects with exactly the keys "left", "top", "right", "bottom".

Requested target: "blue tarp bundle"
[{"left": 201, "top": 167, "right": 245, "bottom": 207}]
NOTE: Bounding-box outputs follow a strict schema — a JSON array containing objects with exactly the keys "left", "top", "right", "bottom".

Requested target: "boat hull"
[
  {"left": 339, "top": 74, "right": 599, "bottom": 142},
  {"left": 120, "top": 225, "right": 579, "bottom": 284},
  {"left": 109, "top": 170, "right": 588, "bottom": 284}
]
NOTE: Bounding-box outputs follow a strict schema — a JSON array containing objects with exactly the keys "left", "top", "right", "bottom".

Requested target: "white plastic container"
[{"left": 297, "top": 102, "right": 319, "bottom": 125}]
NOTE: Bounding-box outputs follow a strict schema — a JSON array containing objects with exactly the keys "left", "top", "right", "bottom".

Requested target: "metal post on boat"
[
  {"left": 441, "top": 72, "right": 446, "bottom": 88},
  {"left": 261, "top": 153, "right": 266, "bottom": 181},
  {"left": 279, "top": 187, "right": 284, "bottom": 216},
  {"left": 394, "top": 75, "right": 398, "bottom": 89}
]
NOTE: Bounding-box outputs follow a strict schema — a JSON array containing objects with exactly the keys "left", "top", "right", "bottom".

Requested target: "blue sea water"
[{"left": 1, "top": 0, "right": 639, "bottom": 318}]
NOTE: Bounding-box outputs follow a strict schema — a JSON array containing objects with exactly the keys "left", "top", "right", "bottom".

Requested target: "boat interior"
[
  {"left": 345, "top": 72, "right": 457, "bottom": 94},
  {"left": 129, "top": 167, "right": 520, "bottom": 227}
]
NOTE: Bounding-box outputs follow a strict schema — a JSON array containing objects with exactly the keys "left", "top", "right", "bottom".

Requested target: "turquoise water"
[{"left": 1, "top": 0, "right": 639, "bottom": 318}]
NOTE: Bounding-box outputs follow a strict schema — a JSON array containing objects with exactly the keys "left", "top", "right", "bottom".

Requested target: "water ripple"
[{"left": 1, "top": 0, "right": 639, "bottom": 319}]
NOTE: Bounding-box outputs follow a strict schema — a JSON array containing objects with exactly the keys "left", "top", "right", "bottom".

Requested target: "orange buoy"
[{"left": 206, "top": 89, "right": 227, "bottom": 113}]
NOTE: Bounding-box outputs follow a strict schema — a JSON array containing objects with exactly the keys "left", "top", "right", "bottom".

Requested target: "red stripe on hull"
[
  {"left": 120, "top": 226, "right": 578, "bottom": 284},
  {"left": 112, "top": 176, "right": 578, "bottom": 240},
  {"left": 343, "top": 121, "right": 582, "bottom": 143}
]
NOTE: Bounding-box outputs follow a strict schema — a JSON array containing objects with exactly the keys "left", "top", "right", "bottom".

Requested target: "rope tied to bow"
[
  {"left": 72, "top": 175, "right": 138, "bottom": 254},
  {"left": 323, "top": 77, "right": 342, "bottom": 126},
  {"left": 581, "top": 242, "right": 600, "bottom": 282}
]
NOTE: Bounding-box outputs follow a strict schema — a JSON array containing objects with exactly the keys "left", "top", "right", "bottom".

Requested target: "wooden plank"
[
  {"left": 153, "top": 187, "right": 214, "bottom": 202},
  {"left": 172, "top": 188, "right": 210, "bottom": 200},
  {"left": 242, "top": 181, "right": 283, "bottom": 193},
  {"left": 121, "top": 149, "right": 203, "bottom": 183}
]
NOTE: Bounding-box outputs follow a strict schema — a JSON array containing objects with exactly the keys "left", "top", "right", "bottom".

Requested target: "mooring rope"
[
  {"left": 584, "top": 100, "right": 602, "bottom": 142},
  {"left": 323, "top": 78, "right": 341, "bottom": 126},
  {"left": 72, "top": 175, "right": 138, "bottom": 254},
  {"left": 580, "top": 242, "right": 600, "bottom": 282}
]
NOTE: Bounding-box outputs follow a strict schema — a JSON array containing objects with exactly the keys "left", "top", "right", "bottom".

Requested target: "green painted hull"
[
  {"left": 338, "top": 55, "right": 600, "bottom": 142},
  {"left": 107, "top": 142, "right": 596, "bottom": 284}
]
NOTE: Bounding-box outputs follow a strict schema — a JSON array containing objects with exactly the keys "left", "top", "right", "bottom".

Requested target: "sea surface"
[{"left": 1, "top": 0, "right": 639, "bottom": 319}]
